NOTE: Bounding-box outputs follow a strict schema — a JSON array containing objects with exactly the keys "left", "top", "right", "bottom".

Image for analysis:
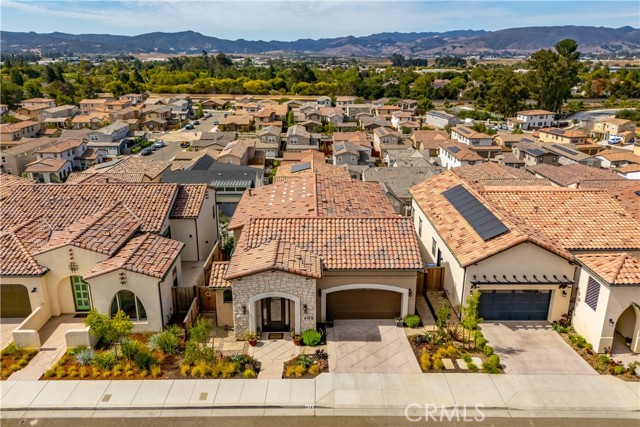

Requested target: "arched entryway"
[
  {"left": 248, "top": 292, "right": 300, "bottom": 335},
  {"left": 614, "top": 304, "right": 640, "bottom": 354},
  {"left": 0, "top": 284, "right": 32, "bottom": 318}
]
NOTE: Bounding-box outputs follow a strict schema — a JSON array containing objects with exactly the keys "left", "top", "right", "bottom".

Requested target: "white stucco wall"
[
  {"left": 170, "top": 219, "right": 198, "bottom": 261},
  {"left": 572, "top": 269, "right": 640, "bottom": 353}
]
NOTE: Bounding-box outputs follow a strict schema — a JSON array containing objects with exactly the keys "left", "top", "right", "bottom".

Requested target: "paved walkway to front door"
[
  {"left": 480, "top": 321, "right": 597, "bottom": 375},
  {"left": 0, "top": 318, "right": 24, "bottom": 351},
  {"left": 248, "top": 333, "right": 301, "bottom": 379},
  {"left": 8, "top": 315, "right": 85, "bottom": 381},
  {"left": 327, "top": 320, "right": 421, "bottom": 373}
]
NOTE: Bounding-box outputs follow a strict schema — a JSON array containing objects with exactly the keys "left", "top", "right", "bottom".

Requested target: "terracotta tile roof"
[
  {"left": 410, "top": 172, "right": 571, "bottom": 267},
  {"left": 228, "top": 174, "right": 397, "bottom": 231},
  {"left": 527, "top": 163, "right": 625, "bottom": 187},
  {"left": 65, "top": 172, "right": 141, "bottom": 184},
  {"left": 9, "top": 218, "right": 53, "bottom": 254},
  {"left": 170, "top": 184, "right": 208, "bottom": 218},
  {"left": 576, "top": 253, "right": 640, "bottom": 285},
  {"left": 517, "top": 109, "right": 555, "bottom": 116},
  {"left": 452, "top": 162, "right": 548, "bottom": 186},
  {"left": 1, "top": 183, "right": 178, "bottom": 233},
  {"left": 275, "top": 150, "right": 351, "bottom": 182},
  {"left": 439, "top": 142, "right": 484, "bottom": 162},
  {"left": 481, "top": 187, "right": 640, "bottom": 251},
  {"left": 597, "top": 151, "right": 640, "bottom": 164},
  {"left": 236, "top": 217, "right": 423, "bottom": 271},
  {"left": 84, "top": 233, "right": 183, "bottom": 280},
  {"left": 85, "top": 157, "right": 171, "bottom": 180},
  {"left": 209, "top": 262, "right": 231, "bottom": 288},
  {"left": 0, "top": 231, "right": 48, "bottom": 276},
  {"left": 0, "top": 174, "right": 35, "bottom": 200},
  {"left": 539, "top": 128, "right": 588, "bottom": 138},
  {"left": 602, "top": 118, "right": 633, "bottom": 126},
  {"left": 217, "top": 139, "right": 254, "bottom": 159},
  {"left": 452, "top": 125, "right": 492, "bottom": 139},
  {"left": 24, "top": 158, "right": 70, "bottom": 173},
  {"left": 0, "top": 121, "right": 40, "bottom": 133},
  {"left": 226, "top": 239, "right": 323, "bottom": 280},
  {"left": 616, "top": 163, "right": 640, "bottom": 174},
  {"left": 609, "top": 184, "right": 640, "bottom": 218},
  {"left": 37, "top": 138, "right": 84, "bottom": 154},
  {"left": 35, "top": 203, "right": 141, "bottom": 256}
]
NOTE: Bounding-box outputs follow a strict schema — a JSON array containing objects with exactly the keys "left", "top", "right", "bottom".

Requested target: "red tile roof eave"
[
  {"left": 224, "top": 264, "right": 323, "bottom": 281},
  {"left": 576, "top": 259, "right": 640, "bottom": 287}
]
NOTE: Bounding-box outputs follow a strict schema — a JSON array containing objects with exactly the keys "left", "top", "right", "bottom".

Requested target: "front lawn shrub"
[
  {"left": 404, "top": 314, "right": 421, "bottom": 328},
  {"left": 243, "top": 368, "right": 257, "bottom": 379},
  {"left": 150, "top": 365, "right": 162, "bottom": 378},
  {"left": 433, "top": 357, "right": 445, "bottom": 370},
  {"left": 220, "top": 361, "right": 239, "bottom": 378},
  {"left": 308, "top": 364, "right": 320, "bottom": 375},
  {"left": 55, "top": 367, "right": 67, "bottom": 378},
  {"left": 120, "top": 338, "right": 141, "bottom": 360},
  {"left": 463, "top": 354, "right": 472, "bottom": 363},
  {"left": 285, "top": 366, "right": 296, "bottom": 377},
  {"left": 296, "top": 355, "right": 314, "bottom": 369},
  {"left": 482, "top": 354, "right": 501, "bottom": 373},
  {"left": 420, "top": 351, "right": 431, "bottom": 370},
  {"left": 315, "top": 349, "right": 328, "bottom": 361},
  {"left": 476, "top": 336, "right": 487, "bottom": 349},
  {"left": 483, "top": 345, "right": 494, "bottom": 357},
  {"left": 293, "top": 365, "right": 306, "bottom": 377},
  {"left": 79, "top": 366, "right": 89, "bottom": 378},
  {"left": 69, "top": 345, "right": 88, "bottom": 355},
  {"left": 74, "top": 348, "right": 95, "bottom": 365},
  {"left": 181, "top": 365, "right": 191, "bottom": 377},
  {"left": 612, "top": 365, "right": 625, "bottom": 375},
  {"left": 301, "top": 329, "right": 322, "bottom": 346},
  {"left": 467, "top": 362, "right": 479, "bottom": 372},
  {"left": 444, "top": 345, "right": 459, "bottom": 358},
  {"left": 134, "top": 350, "right": 157, "bottom": 371},
  {"left": 92, "top": 351, "right": 116, "bottom": 370},
  {"left": 148, "top": 330, "right": 180, "bottom": 354},
  {"left": 164, "top": 324, "right": 184, "bottom": 339}
]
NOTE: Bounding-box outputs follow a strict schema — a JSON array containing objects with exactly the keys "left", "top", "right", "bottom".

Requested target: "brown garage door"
[
  {"left": 326, "top": 289, "right": 401, "bottom": 319},
  {"left": 1, "top": 285, "right": 32, "bottom": 318}
]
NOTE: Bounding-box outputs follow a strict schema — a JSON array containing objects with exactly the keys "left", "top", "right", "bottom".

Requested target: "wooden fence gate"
[
  {"left": 425, "top": 266, "right": 444, "bottom": 291},
  {"left": 198, "top": 287, "right": 216, "bottom": 312},
  {"left": 172, "top": 286, "right": 196, "bottom": 313}
]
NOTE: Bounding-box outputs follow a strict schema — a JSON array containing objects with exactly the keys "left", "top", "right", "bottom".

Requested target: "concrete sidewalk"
[{"left": 1, "top": 373, "right": 639, "bottom": 419}]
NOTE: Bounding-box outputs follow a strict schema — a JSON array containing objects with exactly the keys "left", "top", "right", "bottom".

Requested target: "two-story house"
[
  {"left": 316, "top": 96, "right": 332, "bottom": 107},
  {"left": 592, "top": 118, "right": 637, "bottom": 144},
  {"left": 512, "top": 142, "right": 558, "bottom": 167},
  {"left": 0, "top": 121, "right": 42, "bottom": 141},
  {"left": 285, "top": 125, "right": 320, "bottom": 152},
  {"left": 79, "top": 98, "right": 110, "bottom": 114},
  {"left": 216, "top": 140, "right": 256, "bottom": 166},
  {"left": 538, "top": 128, "right": 588, "bottom": 145},
  {"left": 256, "top": 126, "right": 282, "bottom": 159},
  {"left": 87, "top": 122, "right": 130, "bottom": 155},
  {"left": 438, "top": 142, "right": 483, "bottom": 169},
  {"left": 335, "top": 96, "right": 356, "bottom": 107},
  {"left": 508, "top": 109, "right": 555, "bottom": 130},
  {"left": 20, "top": 98, "right": 56, "bottom": 109},
  {"left": 424, "top": 110, "right": 460, "bottom": 129},
  {"left": 451, "top": 125, "right": 493, "bottom": 146}
]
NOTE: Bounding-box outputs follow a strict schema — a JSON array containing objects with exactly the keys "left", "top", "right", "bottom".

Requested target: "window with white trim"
[{"left": 110, "top": 290, "right": 147, "bottom": 321}]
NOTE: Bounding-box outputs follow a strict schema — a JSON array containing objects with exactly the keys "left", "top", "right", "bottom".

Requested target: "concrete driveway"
[
  {"left": 1, "top": 319, "right": 24, "bottom": 350},
  {"left": 480, "top": 322, "right": 596, "bottom": 375},
  {"left": 327, "top": 320, "right": 420, "bottom": 373}
]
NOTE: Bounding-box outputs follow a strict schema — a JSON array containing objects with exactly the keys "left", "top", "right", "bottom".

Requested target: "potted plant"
[
  {"left": 245, "top": 332, "right": 259, "bottom": 346},
  {"left": 290, "top": 331, "right": 302, "bottom": 346}
]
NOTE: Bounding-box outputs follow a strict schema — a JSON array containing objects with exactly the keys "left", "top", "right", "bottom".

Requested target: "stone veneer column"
[{"left": 231, "top": 271, "right": 317, "bottom": 337}]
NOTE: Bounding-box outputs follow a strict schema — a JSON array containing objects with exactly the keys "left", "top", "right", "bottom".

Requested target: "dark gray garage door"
[
  {"left": 1, "top": 285, "right": 32, "bottom": 318},
  {"left": 479, "top": 290, "right": 551, "bottom": 321},
  {"left": 327, "top": 289, "right": 402, "bottom": 319}
]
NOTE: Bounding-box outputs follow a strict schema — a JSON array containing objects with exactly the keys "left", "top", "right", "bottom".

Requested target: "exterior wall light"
[{"left": 241, "top": 305, "right": 247, "bottom": 315}]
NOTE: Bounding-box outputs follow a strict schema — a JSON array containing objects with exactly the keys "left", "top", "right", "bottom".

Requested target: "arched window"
[{"left": 110, "top": 290, "right": 147, "bottom": 321}]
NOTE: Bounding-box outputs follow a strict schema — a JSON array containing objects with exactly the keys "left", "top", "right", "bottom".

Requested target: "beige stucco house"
[
  {"left": 410, "top": 164, "right": 640, "bottom": 353},
  {"left": 0, "top": 181, "right": 217, "bottom": 348}
]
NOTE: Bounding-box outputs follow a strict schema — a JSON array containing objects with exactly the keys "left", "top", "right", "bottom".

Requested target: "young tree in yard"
[
  {"left": 85, "top": 309, "right": 133, "bottom": 357},
  {"left": 435, "top": 304, "right": 451, "bottom": 334},
  {"left": 462, "top": 291, "right": 483, "bottom": 348}
]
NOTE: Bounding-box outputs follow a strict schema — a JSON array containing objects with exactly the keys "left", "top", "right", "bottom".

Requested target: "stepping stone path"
[
  {"left": 471, "top": 357, "right": 483, "bottom": 366},
  {"left": 456, "top": 359, "right": 468, "bottom": 370},
  {"left": 442, "top": 358, "right": 456, "bottom": 370}
]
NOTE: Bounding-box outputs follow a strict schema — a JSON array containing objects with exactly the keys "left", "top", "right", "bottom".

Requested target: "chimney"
[
  {"left": 576, "top": 180, "right": 581, "bottom": 189},
  {"left": 248, "top": 188, "right": 252, "bottom": 196}
]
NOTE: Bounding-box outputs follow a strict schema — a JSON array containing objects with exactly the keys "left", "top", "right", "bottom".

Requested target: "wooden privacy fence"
[
  {"left": 425, "top": 266, "right": 444, "bottom": 291},
  {"left": 172, "top": 286, "right": 196, "bottom": 313},
  {"left": 182, "top": 296, "right": 199, "bottom": 335}
]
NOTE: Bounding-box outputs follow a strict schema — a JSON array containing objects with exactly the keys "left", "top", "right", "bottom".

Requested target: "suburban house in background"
[
  {"left": 424, "top": 110, "right": 460, "bottom": 129},
  {"left": 507, "top": 109, "right": 555, "bottom": 130}
]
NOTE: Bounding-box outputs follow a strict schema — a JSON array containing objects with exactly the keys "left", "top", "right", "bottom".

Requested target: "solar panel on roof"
[
  {"left": 223, "top": 142, "right": 236, "bottom": 151},
  {"left": 442, "top": 185, "right": 509, "bottom": 241},
  {"left": 551, "top": 144, "right": 578, "bottom": 155},
  {"left": 335, "top": 143, "right": 344, "bottom": 151},
  {"left": 549, "top": 129, "right": 564, "bottom": 135},
  {"left": 457, "top": 127, "right": 471, "bottom": 136},
  {"left": 448, "top": 146, "right": 461, "bottom": 153},
  {"left": 635, "top": 190, "right": 640, "bottom": 196},
  {"left": 527, "top": 148, "right": 547, "bottom": 157},
  {"left": 291, "top": 161, "right": 311, "bottom": 173}
]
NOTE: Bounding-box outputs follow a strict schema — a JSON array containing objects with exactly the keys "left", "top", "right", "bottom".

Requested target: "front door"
[
  {"left": 261, "top": 297, "right": 289, "bottom": 332},
  {"left": 71, "top": 276, "right": 91, "bottom": 312}
]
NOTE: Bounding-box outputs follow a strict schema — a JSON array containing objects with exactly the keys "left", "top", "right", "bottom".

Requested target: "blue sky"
[{"left": 1, "top": 1, "right": 638, "bottom": 40}]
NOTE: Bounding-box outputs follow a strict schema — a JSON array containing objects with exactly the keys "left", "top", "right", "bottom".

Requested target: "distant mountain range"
[{"left": 1, "top": 26, "right": 639, "bottom": 56}]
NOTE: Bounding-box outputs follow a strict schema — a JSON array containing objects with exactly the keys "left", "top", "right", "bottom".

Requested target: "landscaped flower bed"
[
  {"left": 42, "top": 310, "right": 259, "bottom": 380},
  {"left": 553, "top": 317, "right": 639, "bottom": 381},
  {"left": 1, "top": 343, "right": 38, "bottom": 380},
  {"left": 282, "top": 350, "right": 328, "bottom": 378}
]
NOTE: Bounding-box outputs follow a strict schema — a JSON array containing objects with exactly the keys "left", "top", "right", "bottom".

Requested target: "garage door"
[
  {"left": 479, "top": 290, "right": 551, "bottom": 321},
  {"left": 326, "top": 289, "right": 402, "bottom": 319},
  {"left": 1, "top": 285, "right": 32, "bottom": 318}
]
